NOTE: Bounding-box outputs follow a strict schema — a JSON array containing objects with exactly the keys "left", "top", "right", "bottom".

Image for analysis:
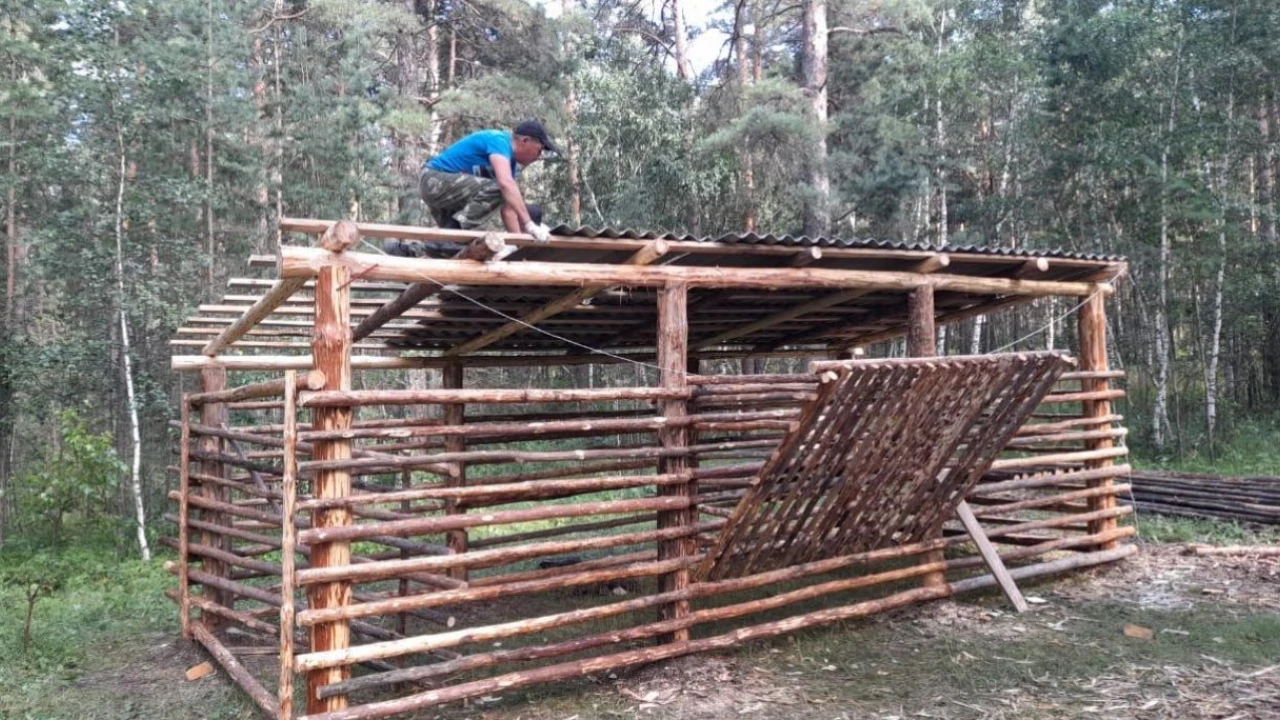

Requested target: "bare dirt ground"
[{"left": 33, "top": 542, "right": 1280, "bottom": 720}]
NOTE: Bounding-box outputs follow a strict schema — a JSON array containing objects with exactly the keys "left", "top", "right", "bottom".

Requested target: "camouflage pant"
[{"left": 419, "top": 168, "right": 503, "bottom": 230}]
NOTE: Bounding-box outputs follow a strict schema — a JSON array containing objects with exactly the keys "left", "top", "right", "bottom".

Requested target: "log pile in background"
[{"left": 1125, "top": 470, "right": 1280, "bottom": 525}]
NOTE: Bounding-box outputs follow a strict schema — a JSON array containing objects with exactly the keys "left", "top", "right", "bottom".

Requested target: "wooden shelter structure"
[{"left": 167, "top": 219, "right": 1135, "bottom": 720}]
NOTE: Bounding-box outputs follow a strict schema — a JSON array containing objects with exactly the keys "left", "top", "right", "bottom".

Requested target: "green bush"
[{"left": 9, "top": 410, "right": 125, "bottom": 550}]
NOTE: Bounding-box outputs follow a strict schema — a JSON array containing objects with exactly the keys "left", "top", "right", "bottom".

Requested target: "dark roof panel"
[{"left": 549, "top": 225, "right": 1124, "bottom": 262}]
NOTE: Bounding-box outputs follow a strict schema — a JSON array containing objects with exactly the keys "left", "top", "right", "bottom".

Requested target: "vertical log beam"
[
  {"left": 907, "top": 285, "right": 937, "bottom": 357},
  {"left": 178, "top": 396, "right": 192, "bottom": 640},
  {"left": 443, "top": 362, "right": 468, "bottom": 579},
  {"left": 198, "top": 367, "right": 230, "bottom": 628},
  {"left": 908, "top": 286, "right": 947, "bottom": 588},
  {"left": 306, "top": 251, "right": 354, "bottom": 714},
  {"left": 279, "top": 371, "right": 299, "bottom": 720},
  {"left": 1078, "top": 290, "right": 1119, "bottom": 550},
  {"left": 397, "top": 470, "right": 411, "bottom": 639},
  {"left": 657, "top": 282, "right": 692, "bottom": 642}
]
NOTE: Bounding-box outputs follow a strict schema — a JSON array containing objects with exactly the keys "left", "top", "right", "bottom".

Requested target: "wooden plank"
[
  {"left": 202, "top": 277, "right": 309, "bottom": 356},
  {"left": 190, "top": 621, "right": 278, "bottom": 718},
  {"left": 954, "top": 500, "right": 1028, "bottom": 612}
]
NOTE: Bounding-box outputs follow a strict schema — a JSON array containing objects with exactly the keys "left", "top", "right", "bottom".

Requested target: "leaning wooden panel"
[{"left": 697, "top": 352, "right": 1073, "bottom": 581}]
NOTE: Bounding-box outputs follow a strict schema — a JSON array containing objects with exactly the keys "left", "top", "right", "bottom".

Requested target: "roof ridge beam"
[{"left": 280, "top": 247, "right": 1112, "bottom": 298}]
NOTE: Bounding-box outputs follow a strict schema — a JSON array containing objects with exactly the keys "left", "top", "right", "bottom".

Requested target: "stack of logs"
[{"left": 1125, "top": 470, "right": 1280, "bottom": 525}]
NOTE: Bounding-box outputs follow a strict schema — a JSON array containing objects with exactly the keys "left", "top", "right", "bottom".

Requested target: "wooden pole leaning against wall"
[
  {"left": 1078, "top": 289, "right": 1120, "bottom": 550},
  {"left": 907, "top": 285, "right": 948, "bottom": 589},
  {"left": 443, "top": 363, "right": 468, "bottom": 580},
  {"left": 308, "top": 221, "right": 358, "bottom": 715},
  {"left": 657, "top": 282, "right": 694, "bottom": 642}
]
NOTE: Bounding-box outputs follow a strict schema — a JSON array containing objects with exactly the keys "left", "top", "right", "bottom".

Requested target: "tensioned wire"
[{"left": 355, "top": 238, "right": 668, "bottom": 374}]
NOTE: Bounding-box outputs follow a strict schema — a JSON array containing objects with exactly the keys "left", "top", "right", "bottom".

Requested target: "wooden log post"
[
  {"left": 907, "top": 285, "right": 948, "bottom": 588},
  {"left": 1078, "top": 289, "right": 1119, "bottom": 550},
  {"left": 197, "top": 367, "right": 231, "bottom": 630},
  {"left": 657, "top": 282, "right": 693, "bottom": 642},
  {"left": 307, "top": 221, "right": 357, "bottom": 714},
  {"left": 279, "top": 371, "right": 299, "bottom": 720},
  {"left": 443, "top": 362, "right": 468, "bottom": 580},
  {"left": 178, "top": 396, "right": 192, "bottom": 640}
]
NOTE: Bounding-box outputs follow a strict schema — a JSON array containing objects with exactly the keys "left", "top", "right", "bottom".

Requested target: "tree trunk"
[
  {"left": 563, "top": 0, "right": 581, "bottom": 226},
  {"left": 670, "top": 0, "right": 693, "bottom": 81},
  {"left": 735, "top": 1, "right": 756, "bottom": 232},
  {"left": 250, "top": 34, "right": 270, "bottom": 253},
  {"left": 1152, "top": 43, "right": 1182, "bottom": 452},
  {"left": 800, "top": 0, "right": 830, "bottom": 236},
  {"left": 205, "top": 0, "right": 215, "bottom": 285},
  {"left": 5, "top": 35, "right": 16, "bottom": 321},
  {"left": 1258, "top": 94, "right": 1277, "bottom": 243},
  {"left": 272, "top": 0, "right": 285, "bottom": 248},
  {"left": 113, "top": 116, "right": 151, "bottom": 562}
]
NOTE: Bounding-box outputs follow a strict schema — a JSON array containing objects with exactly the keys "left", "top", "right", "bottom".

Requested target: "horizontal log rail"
[
  {"left": 298, "top": 386, "right": 690, "bottom": 408},
  {"left": 299, "top": 496, "right": 690, "bottom": 545},
  {"left": 975, "top": 464, "right": 1132, "bottom": 494},
  {"left": 294, "top": 534, "right": 1136, "bottom": 677},
  {"left": 468, "top": 514, "right": 658, "bottom": 549},
  {"left": 298, "top": 472, "right": 688, "bottom": 511},
  {"left": 967, "top": 484, "right": 1132, "bottom": 517},
  {"left": 186, "top": 371, "right": 325, "bottom": 406},
  {"left": 1004, "top": 428, "right": 1128, "bottom": 448},
  {"left": 1013, "top": 414, "right": 1124, "bottom": 436},
  {"left": 299, "top": 545, "right": 1136, "bottom": 720},
  {"left": 300, "top": 408, "right": 798, "bottom": 442},
  {"left": 989, "top": 446, "right": 1128, "bottom": 471},
  {"left": 1036, "top": 388, "right": 1126, "bottom": 405},
  {"left": 295, "top": 522, "right": 713, "bottom": 589},
  {"left": 280, "top": 246, "right": 1113, "bottom": 297},
  {"left": 688, "top": 373, "right": 817, "bottom": 385},
  {"left": 298, "top": 440, "right": 746, "bottom": 476},
  {"left": 164, "top": 588, "right": 280, "bottom": 637}
]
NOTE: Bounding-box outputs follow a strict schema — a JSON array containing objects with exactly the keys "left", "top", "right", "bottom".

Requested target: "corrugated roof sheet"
[{"left": 548, "top": 225, "right": 1125, "bottom": 262}]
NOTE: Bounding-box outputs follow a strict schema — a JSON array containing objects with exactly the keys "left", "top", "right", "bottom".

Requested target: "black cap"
[{"left": 513, "top": 119, "right": 559, "bottom": 154}]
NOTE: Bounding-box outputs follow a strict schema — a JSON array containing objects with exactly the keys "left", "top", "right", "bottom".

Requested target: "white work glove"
[{"left": 524, "top": 220, "right": 552, "bottom": 243}]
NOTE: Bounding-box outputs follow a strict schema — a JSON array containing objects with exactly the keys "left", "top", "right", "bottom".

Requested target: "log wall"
[{"left": 166, "top": 360, "right": 1130, "bottom": 720}]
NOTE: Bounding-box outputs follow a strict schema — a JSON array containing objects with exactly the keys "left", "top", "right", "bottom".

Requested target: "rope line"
[{"left": 988, "top": 288, "right": 1105, "bottom": 354}]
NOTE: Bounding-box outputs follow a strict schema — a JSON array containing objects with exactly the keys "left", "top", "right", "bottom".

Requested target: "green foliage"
[
  {"left": 10, "top": 412, "right": 125, "bottom": 550},
  {"left": 1132, "top": 514, "right": 1280, "bottom": 546}
]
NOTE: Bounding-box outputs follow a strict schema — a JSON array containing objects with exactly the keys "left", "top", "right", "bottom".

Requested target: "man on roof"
[{"left": 421, "top": 119, "right": 555, "bottom": 238}]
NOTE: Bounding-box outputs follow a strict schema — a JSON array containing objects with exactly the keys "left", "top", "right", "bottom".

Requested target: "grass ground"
[{"left": 2, "top": 517, "right": 1277, "bottom": 720}]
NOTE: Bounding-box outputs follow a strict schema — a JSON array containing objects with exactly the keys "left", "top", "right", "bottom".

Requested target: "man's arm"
[{"left": 488, "top": 154, "right": 534, "bottom": 232}]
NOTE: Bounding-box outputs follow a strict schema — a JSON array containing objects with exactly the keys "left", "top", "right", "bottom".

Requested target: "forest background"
[{"left": 1, "top": 0, "right": 1279, "bottom": 559}]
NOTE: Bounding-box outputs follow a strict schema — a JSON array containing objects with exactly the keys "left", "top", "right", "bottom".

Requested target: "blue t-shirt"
[{"left": 426, "top": 130, "right": 518, "bottom": 178}]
